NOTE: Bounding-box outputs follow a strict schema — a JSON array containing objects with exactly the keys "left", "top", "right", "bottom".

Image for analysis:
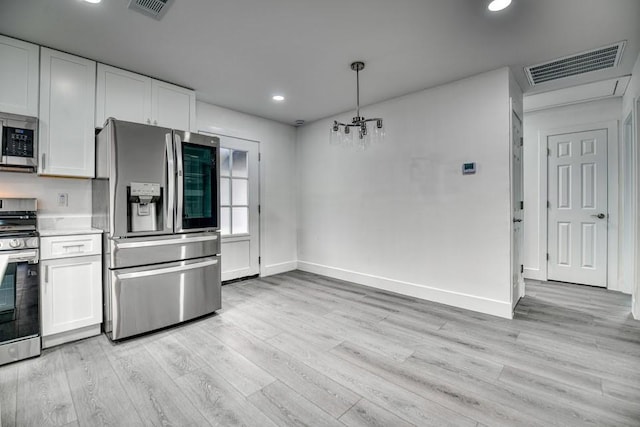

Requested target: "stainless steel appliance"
[
  {"left": 93, "top": 119, "right": 221, "bottom": 341},
  {"left": 0, "top": 112, "right": 38, "bottom": 172},
  {"left": 0, "top": 198, "right": 40, "bottom": 366}
]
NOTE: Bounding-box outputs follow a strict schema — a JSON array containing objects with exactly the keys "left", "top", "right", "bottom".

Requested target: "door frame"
[
  {"left": 531, "top": 120, "right": 619, "bottom": 289},
  {"left": 510, "top": 108, "right": 524, "bottom": 308},
  {"left": 619, "top": 111, "right": 636, "bottom": 295},
  {"left": 198, "top": 130, "right": 262, "bottom": 278},
  {"left": 633, "top": 97, "right": 640, "bottom": 319}
]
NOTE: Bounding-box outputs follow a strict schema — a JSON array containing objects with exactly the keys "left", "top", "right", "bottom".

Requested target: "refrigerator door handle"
[
  {"left": 174, "top": 132, "right": 184, "bottom": 232},
  {"left": 165, "top": 133, "right": 175, "bottom": 231},
  {"left": 116, "top": 258, "right": 218, "bottom": 280},
  {"left": 115, "top": 234, "right": 217, "bottom": 249}
]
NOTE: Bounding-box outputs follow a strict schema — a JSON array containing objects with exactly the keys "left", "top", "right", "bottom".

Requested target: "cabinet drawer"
[{"left": 41, "top": 234, "right": 101, "bottom": 260}]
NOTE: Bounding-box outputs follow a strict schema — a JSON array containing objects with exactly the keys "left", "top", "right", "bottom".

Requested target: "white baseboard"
[
  {"left": 524, "top": 267, "right": 545, "bottom": 281},
  {"left": 42, "top": 324, "right": 101, "bottom": 349},
  {"left": 297, "top": 261, "right": 513, "bottom": 319},
  {"left": 262, "top": 260, "right": 298, "bottom": 277}
]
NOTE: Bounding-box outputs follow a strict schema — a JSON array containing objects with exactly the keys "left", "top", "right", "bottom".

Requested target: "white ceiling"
[{"left": 0, "top": 0, "right": 638, "bottom": 125}]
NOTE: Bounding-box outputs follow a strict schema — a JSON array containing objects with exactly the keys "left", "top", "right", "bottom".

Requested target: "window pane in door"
[
  {"left": 220, "top": 148, "right": 231, "bottom": 177},
  {"left": 221, "top": 207, "right": 231, "bottom": 235},
  {"left": 220, "top": 177, "right": 230, "bottom": 206},
  {"left": 231, "top": 179, "right": 248, "bottom": 205},
  {"left": 232, "top": 150, "right": 248, "bottom": 178},
  {"left": 232, "top": 207, "right": 248, "bottom": 234}
]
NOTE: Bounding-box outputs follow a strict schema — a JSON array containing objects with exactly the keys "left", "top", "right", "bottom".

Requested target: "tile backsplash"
[{"left": 0, "top": 172, "right": 92, "bottom": 223}]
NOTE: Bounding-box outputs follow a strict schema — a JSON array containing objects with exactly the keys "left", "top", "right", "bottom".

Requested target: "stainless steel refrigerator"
[{"left": 92, "top": 119, "right": 221, "bottom": 341}]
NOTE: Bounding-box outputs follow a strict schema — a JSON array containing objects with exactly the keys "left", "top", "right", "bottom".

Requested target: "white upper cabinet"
[
  {"left": 39, "top": 48, "right": 96, "bottom": 178},
  {"left": 0, "top": 35, "right": 39, "bottom": 117},
  {"left": 151, "top": 79, "right": 196, "bottom": 131},
  {"left": 96, "top": 63, "right": 196, "bottom": 131},
  {"left": 95, "top": 63, "right": 152, "bottom": 128}
]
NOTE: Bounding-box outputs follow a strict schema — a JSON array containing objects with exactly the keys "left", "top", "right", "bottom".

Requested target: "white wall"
[
  {"left": 621, "top": 54, "right": 640, "bottom": 318},
  {"left": 196, "top": 101, "right": 297, "bottom": 276},
  {"left": 296, "top": 68, "right": 514, "bottom": 318},
  {"left": 522, "top": 98, "right": 622, "bottom": 291},
  {"left": 0, "top": 173, "right": 92, "bottom": 228}
]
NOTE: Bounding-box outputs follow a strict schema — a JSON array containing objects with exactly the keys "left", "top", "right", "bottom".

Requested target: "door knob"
[
  {"left": 591, "top": 213, "right": 606, "bottom": 219},
  {"left": 513, "top": 218, "right": 523, "bottom": 223}
]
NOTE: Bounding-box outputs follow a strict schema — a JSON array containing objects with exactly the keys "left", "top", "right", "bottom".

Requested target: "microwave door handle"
[
  {"left": 165, "top": 134, "right": 175, "bottom": 231},
  {"left": 174, "top": 133, "right": 184, "bottom": 232}
]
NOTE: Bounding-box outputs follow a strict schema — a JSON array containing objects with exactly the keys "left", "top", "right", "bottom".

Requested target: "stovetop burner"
[{"left": 0, "top": 198, "right": 38, "bottom": 250}]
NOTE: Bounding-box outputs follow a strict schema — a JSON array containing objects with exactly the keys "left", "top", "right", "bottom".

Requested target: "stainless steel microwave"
[{"left": 0, "top": 112, "right": 37, "bottom": 173}]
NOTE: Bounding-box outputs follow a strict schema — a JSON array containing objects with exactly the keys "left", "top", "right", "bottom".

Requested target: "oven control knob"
[{"left": 9, "top": 239, "right": 21, "bottom": 248}]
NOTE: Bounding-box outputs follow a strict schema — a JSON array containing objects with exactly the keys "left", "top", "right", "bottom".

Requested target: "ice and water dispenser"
[{"left": 128, "top": 182, "right": 162, "bottom": 233}]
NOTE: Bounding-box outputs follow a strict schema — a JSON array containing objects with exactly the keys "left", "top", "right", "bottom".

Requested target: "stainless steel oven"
[
  {"left": 0, "top": 112, "right": 38, "bottom": 173},
  {"left": 0, "top": 198, "right": 40, "bottom": 366}
]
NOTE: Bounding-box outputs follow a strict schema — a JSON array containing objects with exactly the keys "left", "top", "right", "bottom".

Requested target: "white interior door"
[
  {"left": 548, "top": 129, "right": 608, "bottom": 287},
  {"left": 511, "top": 112, "right": 524, "bottom": 307},
  {"left": 216, "top": 135, "right": 260, "bottom": 281}
]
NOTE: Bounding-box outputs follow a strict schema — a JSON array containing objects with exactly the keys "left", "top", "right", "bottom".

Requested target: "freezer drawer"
[
  {"left": 109, "top": 231, "right": 220, "bottom": 269},
  {"left": 105, "top": 255, "right": 221, "bottom": 340}
]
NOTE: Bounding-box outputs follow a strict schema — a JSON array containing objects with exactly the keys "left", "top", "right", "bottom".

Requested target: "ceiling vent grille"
[
  {"left": 525, "top": 41, "right": 626, "bottom": 86},
  {"left": 128, "top": 0, "right": 174, "bottom": 20}
]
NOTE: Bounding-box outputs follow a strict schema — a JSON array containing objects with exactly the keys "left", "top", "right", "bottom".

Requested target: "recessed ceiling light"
[
  {"left": 488, "top": 0, "right": 511, "bottom": 11},
  {"left": 84, "top": 0, "right": 102, "bottom": 3},
  {"left": 272, "top": 95, "right": 285, "bottom": 102}
]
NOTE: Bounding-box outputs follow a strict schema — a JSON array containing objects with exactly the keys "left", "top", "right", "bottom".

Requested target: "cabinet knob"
[{"left": 147, "top": 119, "right": 151, "bottom": 124}]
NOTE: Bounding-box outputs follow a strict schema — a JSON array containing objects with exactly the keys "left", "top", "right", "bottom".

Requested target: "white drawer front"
[{"left": 41, "top": 234, "right": 101, "bottom": 260}]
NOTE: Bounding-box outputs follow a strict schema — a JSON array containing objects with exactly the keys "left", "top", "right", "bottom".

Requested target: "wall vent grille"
[
  {"left": 525, "top": 41, "right": 626, "bottom": 86},
  {"left": 128, "top": 0, "right": 174, "bottom": 20}
]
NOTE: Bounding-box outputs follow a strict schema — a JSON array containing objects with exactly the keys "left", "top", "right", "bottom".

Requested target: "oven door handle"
[{"left": 5, "top": 250, "right": 38, "bottom": 263}]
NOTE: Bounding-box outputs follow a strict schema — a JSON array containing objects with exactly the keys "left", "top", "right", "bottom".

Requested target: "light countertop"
[{"left": 38, "top": 228, "right": 102, "bottom": 237}]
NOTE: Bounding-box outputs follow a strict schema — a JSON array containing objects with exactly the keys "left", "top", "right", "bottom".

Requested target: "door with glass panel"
[
  {"left": 174, "top": 131, "right": 219, "bottom": 233},
  {"left": 216, "top": 135, "right": 260, "bottom": 281}
]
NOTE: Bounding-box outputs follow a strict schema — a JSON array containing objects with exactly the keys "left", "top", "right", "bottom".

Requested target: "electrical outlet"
[{"left": 57, "top": 193, "right": 68, "bottom": 207}]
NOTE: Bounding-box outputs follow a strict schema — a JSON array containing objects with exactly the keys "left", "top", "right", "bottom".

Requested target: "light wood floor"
[{"left": 1, "top": 270, "right": 639, "bottom": 426}]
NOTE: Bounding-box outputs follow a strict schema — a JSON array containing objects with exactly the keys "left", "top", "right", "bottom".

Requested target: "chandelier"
[{"left": 330, "top": 61, "right": 385, "bottom": 150}]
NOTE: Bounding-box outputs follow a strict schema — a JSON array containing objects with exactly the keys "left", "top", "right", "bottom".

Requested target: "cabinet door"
[
  {"left": 41, "top": 255, "right": 102, "bottom": 337},
  {"left": 96, "top": 63, "right": 152, "bottom": 128},
  {"left": 39, "top": 48, "right": 96, "bottom": 178},
  {"left": 0, "top": 35, "right": 39, "bottom": 116},
  {"left": 151, "top": 79, "right": 196, "bottom": 132}
]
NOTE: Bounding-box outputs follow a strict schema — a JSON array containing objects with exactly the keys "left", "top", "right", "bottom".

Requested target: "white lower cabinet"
[{"left": 40, "top": 234, "right": 102, "bottom": 348}]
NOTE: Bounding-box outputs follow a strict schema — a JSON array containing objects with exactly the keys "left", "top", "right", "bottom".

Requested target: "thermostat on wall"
[{"left": 462, "top": 162, "right": 476, "bottom": 175}]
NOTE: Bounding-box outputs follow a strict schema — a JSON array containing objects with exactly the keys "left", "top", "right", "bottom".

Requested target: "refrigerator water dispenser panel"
[{"left": 128, "top": 182, "right": 162, "bottom": 233}]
